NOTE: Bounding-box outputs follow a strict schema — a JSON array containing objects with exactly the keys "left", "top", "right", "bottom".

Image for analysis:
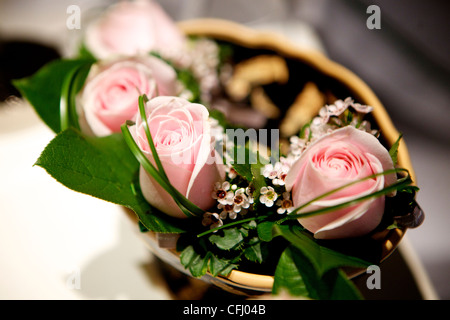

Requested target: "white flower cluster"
[
  {"left": 310, "top": 97, "right": 378, "bottom": 140},
  {"left": 162, "top": 38, "right": 221, "bottom": 103},
  {"left": 202, "top": 181, "right": 254, "bottom": 230},
  {"left": 280, "top": 97, "right": 379, "bottom": 166},
  {"left": 202, "top": 165, "right": 297, "bottom": 230}
]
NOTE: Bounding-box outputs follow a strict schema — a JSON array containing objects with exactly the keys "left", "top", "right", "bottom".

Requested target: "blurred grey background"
[{"left": 1, "top": 0, "right": 448, "bottom": 299}]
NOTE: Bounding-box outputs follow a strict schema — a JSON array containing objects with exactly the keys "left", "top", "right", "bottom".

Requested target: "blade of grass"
[
  {"left": 137, "top": 94, "right": 169, "bottom": 181},
  {"left": 136, "top": 95, "right": 205, "bottom": 216},
  {"left": 60, "top": 67, "right": 79, "bottom": 131},
  {"left": 281, "top": 171, "right": 413, "bottom": 222},
  {"left": 121, "top": 112, "right": 205, "bottom": 218},
  {"left": 285, "top": 168, "right": 408, "bottom": 218},
  {"left": 60, "top": 62, "right": 93, "bottom": 131},
  {"left": 121, "top": 122, "right": 195, "bottom": 218}
]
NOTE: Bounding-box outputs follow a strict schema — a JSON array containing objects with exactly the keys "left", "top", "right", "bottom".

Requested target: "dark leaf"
[{"left": 13, "top": 58, "right": 94, "bottom": 133}]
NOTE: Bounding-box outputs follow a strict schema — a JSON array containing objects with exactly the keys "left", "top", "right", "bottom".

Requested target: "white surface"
[{"left": 0, "top": 103, "right": 171, "bottom": 299}]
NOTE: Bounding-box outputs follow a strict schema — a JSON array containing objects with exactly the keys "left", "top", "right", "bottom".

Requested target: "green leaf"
[
  {"left": 177, "top": 68, "right": 201, "bottom": 103},
  {"left": 180, "top": 245, "right": 208, "bottom": 277},
  {"left": 227, "top": 144, "right": 253, "bottom": 181},
  {"left": 180, "top": 245, "right": 196, "bottom": 267},
  {"left": 322, "top": 268, "right": 363, "bottom": 300},
  {"left": 244, "top": 237, "right": 267, "bottom": 263},
  {"left": 217, "top": 41, "right": 233, "bottom": 68},
  {"left": 250, "top": 152, "right": 268, "bottom": 205},
  {"left": 138, "top": 221, "right": 149, "bottom": 233},
  {"left": 274, "top": 224, "right": 371, "bottom": 276},
  {"left": 209, "top": 228, "right": 244, "bottom": 250},
  {"left": 208, "top": 254, "right": 238, "bottom": 277},
  {"left": 35, "top": 128, "right": 187, "bottom": 233},
  {"left": 180, "top": 244, "right": 238, "bottom": 278},
  {"left": 241, "top": 220, "right": 257, "bottom": 230},
  {"left": 208, "top": 109, "right": 228, "bottom": 128},
  {"left": 196, "top": 217, "right": 259, "bottom": 238},
  {"left": 78, "top": 43, "right": 96, "bottom": 60},
  {"left": 257, "top": 221, "right": 276, "bottom": 242},
  {"left": 189, "top": 253, "right": 210, "bottom": 278},
  {"left": 273, "top": 246, "right": 363, "bottom": 300},
  {"left": 225, "top": 138, "right": 268, "bottom": 206},
  {"left": 272, "top": 246, "right": 309, "bottom": 297},
  {"left": 13, "top": 58, "right": 94, "bottom": 133},
  {"left": 389, "top": 134, "right": 403, "bottom": 165}
]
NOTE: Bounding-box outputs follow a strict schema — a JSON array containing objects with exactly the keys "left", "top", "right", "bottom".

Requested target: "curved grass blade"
[
  {"left": 60, "top": 62, "right": 93, "bottom": 131},
  {"left": 121, "top": 121, "right": 204, "bottom": 218},
  {"left": 135, "top": 95, "right": 205, "bottom": 217},
  {"left": 137, "top": 94, "right": 168, "bottom": 181},
  {"left": 278, "top": 168, "right": 408, "bottom": 222},
  {"left": 60, "top": 67, "right": 79, "bottom": 131},
  {"left": 283, "top": 170, "right": 413, "bottom": 222}
]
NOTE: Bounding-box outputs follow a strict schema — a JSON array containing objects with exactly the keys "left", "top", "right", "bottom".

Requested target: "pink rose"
[
  {"left": 285, "top": 126, "right": 396, "bottom": 239},
  {"left": 79, "top": 56, "right": 178, "bottom": 136},
  {"left": 132, "top": 96, "right": 224, "bottom": 218},
  {"left": 85, "top": 0, "right": 185, "bottom": 59}
]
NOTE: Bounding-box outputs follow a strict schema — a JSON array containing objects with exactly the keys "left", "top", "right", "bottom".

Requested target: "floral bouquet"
[{"left": 14, "top": 0, "right": 423, "bottom": 299}]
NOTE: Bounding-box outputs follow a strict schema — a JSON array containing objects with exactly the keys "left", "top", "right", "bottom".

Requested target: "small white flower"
[
  {"left": 329, "top": 99, "right": 349, "bottom": 117},
  {"left": 211, "top": 219, "right": 224, "bottom": 231},
  {"left": 310, "top": 117, "right": 331, "bottom": 139},
  {"left": 349, "top": 97, "right": 373, "bottom": 114},
  {"left": 280, "top": 155, "right": 295, "bottom": 169},
  {"left": 217, "top": 203, "right": 238, "bottom": 220},
  {"left": 232, "top": 188, "right": 251, "bottom": 213},
  {"left": 263, "top": 162, "right": 289, "bottom": 186},
  {"left": 202, "top": 212, "right": 213, "bottom": 227},
  {"left": 259, "top": 186, "right": 278, "bottom": 207},
  {"left": 245, "top": 185, "right": 255, "bottom": 204},
  {"left": 211, "top": 181, "right": 234, "bottom": 205},
  {"left": 225, "top": 166, "right": 238, "bottom": 179},
  {"left": 202, "top": 212, "right": 223, "bottom": 231},
  {"left": 262, "top": 164, "right": 278, "bottom": 180},
  {"left": 276, "top": 192, "right": 294, "bottom": 214},
  {"left": 289, "top": 135, "right": 307, "bottom": 157}
]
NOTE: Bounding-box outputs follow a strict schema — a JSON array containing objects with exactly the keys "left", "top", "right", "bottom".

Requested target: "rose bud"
[
  {"left": 84, "top": 0, "right": 185, "bottom": 59},
  {"left": 78, "top": 56, "right": 178, "bottom": 136},
  {"left": 285, "top": 126, "right": 397, "bottom": 239},
  {"left": 132, "top": 96, "right": 225, "bottom": 218}
]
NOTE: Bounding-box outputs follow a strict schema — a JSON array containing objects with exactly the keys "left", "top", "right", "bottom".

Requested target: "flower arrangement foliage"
[{"left": 13, "top": 0, "right": 423, "bottom": 299}]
